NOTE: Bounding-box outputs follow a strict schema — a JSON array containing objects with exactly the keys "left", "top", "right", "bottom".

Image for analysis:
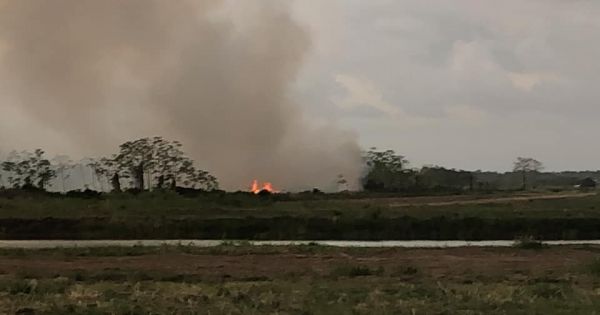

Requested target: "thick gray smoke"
[{"left": 0, "top": 0, "right": 362, "bottom": 191}]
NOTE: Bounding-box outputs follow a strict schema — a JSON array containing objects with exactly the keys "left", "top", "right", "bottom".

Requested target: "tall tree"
[
  {"left": 115, "top": 138, "right": 155, "bottom": 190},
  {"left": 106, "top": 137, "right": 218, "bottom": 191},
  {"left": 88, "top": 157, "right": 122, "bottom": 192},
  {"left": 513, "top": 157, "right": 544, "bottom": 190},
  {"left": 363, "top": 148, "right": 413, "bottom": 191},
  {"left": 365, "top": 148, "right": 408, "bottom": 172}
]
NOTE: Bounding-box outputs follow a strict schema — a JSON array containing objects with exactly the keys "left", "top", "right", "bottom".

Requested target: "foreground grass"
[
  {"left": 0, "top": 245, "right": 600, "bottom": 314},
  {"left": 2, "top": 277, "right": 598, "bottom": 314}
]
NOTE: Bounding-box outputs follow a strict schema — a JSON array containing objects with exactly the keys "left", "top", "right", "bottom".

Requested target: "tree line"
[
  {"left": 0, "top": 141, "right": 595, "bottom": 194},
  {"left": 0, "top": 137, "right": 218, "bottom": 192},
  {"left": 361, "top": 148, "right": 594, "bottom": 192}
]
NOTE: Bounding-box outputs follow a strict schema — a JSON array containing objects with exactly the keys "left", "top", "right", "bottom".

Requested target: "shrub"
[
  {"left": 528, "top": 283, "right": 568, "bottom": 299},
  {"left": 391, "top": 265, "right": 419, "bottom": 277},
  {"left": 330, "top": 265, "right": 383, "bottom": 277},
  {"left": 513, "top": 236, "right": 546, "bottom": 249}
]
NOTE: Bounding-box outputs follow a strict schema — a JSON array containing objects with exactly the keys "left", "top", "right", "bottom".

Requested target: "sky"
[
  {"left": 1, "top": 0, "right": 600, "bottom": 175},
  {"left": 292, "top": 0, "right": 600, "bottom": 172}
]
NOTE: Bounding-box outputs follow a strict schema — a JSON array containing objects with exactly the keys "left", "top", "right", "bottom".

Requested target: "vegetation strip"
[
  {"left": 3, "top": 240, "right": 600, "bottom": 249},
  {"left": 1, "top": 190, "right": 600, "bottom": 240}
]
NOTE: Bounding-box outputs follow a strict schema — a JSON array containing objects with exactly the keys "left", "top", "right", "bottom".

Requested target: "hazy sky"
[
  {"left": 1, "top": 0, "right": 600, "bottom": 174},
  {"left": 292, "top": 0, "right": 600, "bottom": 172}
]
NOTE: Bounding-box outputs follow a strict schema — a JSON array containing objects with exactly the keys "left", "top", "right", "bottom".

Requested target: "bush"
[
  {"left": 513, "top": 236, "right": 546, "bottom": 249},
  {"left": 528, "top": 283, "right": 568, "bottom": 299},
  {"left": 65, "top": 189, "right": 103, "bottom": 199},
  {"left": 330, "top": 265, "right": 383, "bottom": 278},
  {"left": 392, "top": 265, "right": 419, "bottom": 277},
  {"left": 0, "top": 279, "right": 35, "bottom": 294}
]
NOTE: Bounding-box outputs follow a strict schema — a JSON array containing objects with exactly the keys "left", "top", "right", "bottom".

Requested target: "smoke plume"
[{"left": 0, "top": 0, "right": 362, "bottom": 191}]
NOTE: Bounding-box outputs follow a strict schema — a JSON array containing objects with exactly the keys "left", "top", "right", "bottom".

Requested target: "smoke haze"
[{"left": 0, "top": 0, "right": 363, "bottom": 191}]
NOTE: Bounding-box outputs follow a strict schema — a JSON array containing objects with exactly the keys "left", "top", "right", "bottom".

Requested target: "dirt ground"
[{"left": 1, "top": 246, "right": 597, "bottom": 280}]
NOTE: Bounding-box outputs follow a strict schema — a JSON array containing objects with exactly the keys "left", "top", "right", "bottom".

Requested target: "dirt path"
[
  {"left": 389, "top": 192, "right": 596, "bottom": 207},
  {"left": 0, "top": 246, "right": 597, "bottom": 280}
]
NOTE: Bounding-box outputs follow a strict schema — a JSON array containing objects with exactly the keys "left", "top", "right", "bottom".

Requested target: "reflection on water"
[{"left": 0, "top": 240, "right": 600, "bottom": 249}]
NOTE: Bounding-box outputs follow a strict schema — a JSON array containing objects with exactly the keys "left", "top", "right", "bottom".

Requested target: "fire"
[{"left": 250, "top": 179, "right": 278, "bottom": 194}]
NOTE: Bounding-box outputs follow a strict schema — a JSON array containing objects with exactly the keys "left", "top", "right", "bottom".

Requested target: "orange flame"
[{"left": 250, "top": 179, "right": 278, "bottom": 194}]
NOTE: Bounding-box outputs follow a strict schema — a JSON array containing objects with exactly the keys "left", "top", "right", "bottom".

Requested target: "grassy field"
[
  {"left": 1, "top": 190, "right": 598, "bottom": 219},
  {"left": 0, "top": 190, "right": 599, "bottom": 240},
  {"left": 0, "top": 244, "right": 599, "bottom": 314}
]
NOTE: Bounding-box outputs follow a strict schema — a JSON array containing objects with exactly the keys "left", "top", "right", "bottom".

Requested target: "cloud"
[
  {"left": 450, "top": 40, "right": 500, "bottom": 75},
  {"left": 332, "top": 74, "right": 435, "bottom": 128},
  {"left": 443, "top": 105, "right": 488, "bottom": 127},
  {"left": 333, "top": 73, "right": 488, "bottom": 129},
  {"left": 292, "top": 0, "right": 600, "bottom": 171},
  {"left": 333, "top": 74, "right": 399, "bottom": 116},
  {"left": 507, "top": 72, "right": 559, "bottom": 91}
]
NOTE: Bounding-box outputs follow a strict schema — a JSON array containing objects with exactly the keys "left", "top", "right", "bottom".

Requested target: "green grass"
[
  {"left": 0, "top": 190, "right": 598, "bottom": 220},
  {"left": 1, "top": 190, "right": 600, "bottom": 240}
]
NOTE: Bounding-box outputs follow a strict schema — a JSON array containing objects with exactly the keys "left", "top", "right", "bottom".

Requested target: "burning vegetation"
[{"left": 250, "top": 180, "right": 278, "bottom": 194}]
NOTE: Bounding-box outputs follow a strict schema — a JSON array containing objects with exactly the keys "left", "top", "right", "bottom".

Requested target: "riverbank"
[
  {"left": 3, "top": 239, "right": 600, "bottom": 249},
  {"left": 0, "top": 244, "right": 599, "bottom": 313}
]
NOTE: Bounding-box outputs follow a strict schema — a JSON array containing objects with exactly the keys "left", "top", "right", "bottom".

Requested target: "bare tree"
[{"left": 513, "top": 157, "right": 543, "bottom": 190}]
